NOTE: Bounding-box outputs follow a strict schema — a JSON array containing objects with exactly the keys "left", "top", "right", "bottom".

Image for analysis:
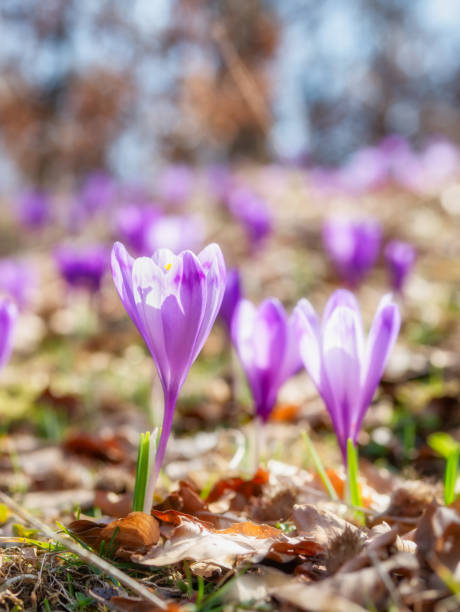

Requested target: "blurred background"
[{"left": 1, "top": 0, "right": 460, "bottom": 188}]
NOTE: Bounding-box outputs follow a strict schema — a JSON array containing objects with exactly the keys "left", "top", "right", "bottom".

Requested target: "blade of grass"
[
  {"left": 301, "top": 430, "right": 338, "bottom": 501},
  {"left": 346, "top": 438, "right": 364, "bottom": 525},
  {"left": 444, "top": 451, "right": 459, "bottom": 505}
]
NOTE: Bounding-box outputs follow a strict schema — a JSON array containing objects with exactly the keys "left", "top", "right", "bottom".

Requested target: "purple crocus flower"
[
  {"left": 227, "top": 187, "right": 272, "bottom": 248},
  {"left": 232, "top": 298, "right": 302, "bottom": 423},
  {"left": 0, "top": 259, "right": 35, "bottom": 310},
  {"left": 55, "top": 245, "right": 107, "bottom": 293},
  {"left": 156, "top": 164, "right": 193, "bottom": 208},
  {"left": 218, "top": 268, "right": 242, "bottom": 332},
  {"left": 111, "top": 241, "right": 226, "bottom": 486},
  {"left": 323, "top": 218, "right": 382, "bottom": 287},
  {"left": 384, "top": 240, "right": 416, "bottom": 293},
  {"left": 115, "top": 205, "right": 161, "bottom": 254},
  {"left": 0, "top": 298, "right": 17, "bottom": 370},
  {"left": 294, "top": 290, "right": 400, "bottom": 460},
  {"left": 17, "top": 190, "right": 51, "bottom": 228}
]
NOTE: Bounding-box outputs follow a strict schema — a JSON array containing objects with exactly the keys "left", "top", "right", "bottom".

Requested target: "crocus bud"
[
  {"left": 323, "top": 218, "right": 381, "bottom": 287},
  {"left": 294, "top": 289, "right": 400, "bottom": 461},
  {"left": 384, "top": 240, "right": 416, "bottom": 293},
  {"left": 55, "top": 245, "right": 107, "bottom": 293},
  {"left": 227, "top": 188, "right": 272, "bottom": 248},
  {"left": 232, "top": 298, "right": 302, "bottom": 423},
  {"left": 17, "top": 190, "right": 51, "bottom": 229},
  {"left": 218, "top": 268, "right": 242, "bottom": 332},
  {"left": 111, "top": 241, "right": 226, "bottom": 484}
]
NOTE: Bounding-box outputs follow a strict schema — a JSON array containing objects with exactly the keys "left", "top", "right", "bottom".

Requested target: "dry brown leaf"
[
  {"left": 205, "top": 467, "right": 269, "bottom": 504},
  {"left": 63, "top": 432, "right": 128, "bottom": 463},
  {"left": 94, "top": 489, "right": 132, "bottom": 518},
  {"left": 275, "top": 552, "right": 418, "bottom": 610},
  {"left": 133, "top": 517, "right": 277, "bottom": 569},
  {"left": 69, "top": 512, "right": 160, "bottom": 554},
  {"left": 110, "top": 596, "right": 182, "bottom": 612},
  {"left": 415, "top": 500, "right": 460, "bottom": 580}
]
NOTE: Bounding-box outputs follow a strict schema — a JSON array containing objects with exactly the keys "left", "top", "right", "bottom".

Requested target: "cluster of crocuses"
[
  {"left": 311, "top": 135, "right": 459, "bottom": 196},
  {"left": 111, "top": 240, "right": 401, "bottom": 511},
  {"left": 323, "top": 217, "right": 416, "bottom": 292}
]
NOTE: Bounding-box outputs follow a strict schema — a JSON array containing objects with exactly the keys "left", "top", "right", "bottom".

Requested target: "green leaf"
[
  {"left": 347, "top": 439, "right": 364, "bottom": 525},
  {"left": 428, "top": 432, "right": 460, "bottom": 460},
  {"left": 301, "top": 430, "right": 338, "bottom": 501},
  {"left": 445, "top": 452, "right": 459, "bottom": 506}
]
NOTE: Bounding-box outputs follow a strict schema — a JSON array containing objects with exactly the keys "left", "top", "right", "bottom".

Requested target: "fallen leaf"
[
  {"left": 133, "top": 517, "right": 276, "bottom": 569},
  {"left": 269, "top": 403, "right": 300, "bottom": 422},
  {"left": 94, "top": 489, "right": 132, "bottom": 518},
  {"left": 415, "top": 500, "right": 460, "bottom": 581},
  {"left": 155, "top": 480, "right": 207, "bottom": 517},
  {"left": 69, "top": 512, "right": 160, "bottom": 554},
  {"left": 110, "top": 596, "right": 182, "bottom": 612},
  {"left": 100, "top": 512, "right": 160, "bottom": 549},
  {"left": 273, "top": 553, "right": 418, "bottom": 610},
  {"left": 206, "top": 467, "right": 269, "bottom": 505},
  {"left": 63, "top": 432, "right": 128, "bottom": 463}
]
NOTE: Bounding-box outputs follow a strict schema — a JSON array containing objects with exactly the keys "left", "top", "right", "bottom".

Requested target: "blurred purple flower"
[
  {"left": 323, "top": 218, "right": 382, "bottom": 287},
  {"left": 144, "top": 215, "right": 204, "bottom": 255},
  {"left": 227, "top": 187, "right": 272, "bottom": 248},
  {"left": 115, "top": 205, "right": 161, "bottom": 254},
  {"left": 0, "top": 297, "right": 17, "bottom": 370},
  {"left": 294, "top": 290, "right": 400, "bottom": 460},
  {"left": 80, "top": 171, "right": 116, "bottom": 214},
  {"left": 157, "top": 164, "right": 193, "bottom": 208},
  {"left": 232, "top": 298, "right": 302, "bottom": 423},
  {"left": 0, "top": 259, "right": 35, "bottom": 310},
  {"left": 218, "top": 268, "right": 242, "bottom": 332},
  {"left": 338, "top": 147, "right": 389, "bottom": 194},
  {"left": 384, "top": 240, "right": 416, "bottom": 293},
  {"left": 55, "top": 245, "right": 107, "bottom": 293},
  {"left": 111, "top": 241, "right": 226, "bottom": 485},
  {"left": 17, "top": 190, "right": 51, "bottom": 228}
]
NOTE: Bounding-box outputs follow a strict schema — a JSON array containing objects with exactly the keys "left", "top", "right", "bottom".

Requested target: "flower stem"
[{"left": 149, "top": 389, "right": 177, "bottom": 496}]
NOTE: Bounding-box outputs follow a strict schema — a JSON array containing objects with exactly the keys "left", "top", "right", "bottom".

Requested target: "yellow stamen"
[{"left": 164, "top": 263, "right": 172, "bottom": 271}]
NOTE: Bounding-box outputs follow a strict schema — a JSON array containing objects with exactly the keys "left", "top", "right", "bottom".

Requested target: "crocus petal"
[
  {"left": 160, "top": 251, "right": 206, "bottom": 391},
  {"left": 353, "top": 294, "right": 401, "bottom": 439},
  {"left": 195, "top": 244, "right": 227, "bottom": 352},
  {"left": 322, "top": 289, "right": 361, "bottom": 326},
  {"left": 232, "top": 298, "right": 289, "bottom": 421},
  {"left": 293, "top": 298, "right": 321, "bottom": 388},
  {"left": 322, "top": 305, "right": 363, "bottom": 449},
  {"left": 132, "top": 256, "right": 171, "bottom": 389},
  {"left": 111, "top": 242, "right": 143, "bottom": 332}
]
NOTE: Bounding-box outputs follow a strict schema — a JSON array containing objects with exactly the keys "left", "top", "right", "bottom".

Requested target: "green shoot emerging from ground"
[
  {"left": 132, "top": 429, "right": 159, "bottom": 513},
  {"left": 428, "top": 432, "right": 460, "bottom": 505}
]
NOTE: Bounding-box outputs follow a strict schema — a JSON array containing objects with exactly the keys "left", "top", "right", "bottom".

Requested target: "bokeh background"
[{"left": 1, "top": 0, "right": 460, "bottom": 187}]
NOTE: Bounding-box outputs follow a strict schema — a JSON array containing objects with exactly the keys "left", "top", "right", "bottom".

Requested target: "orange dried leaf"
[
  {"left": 206, "top": 467, "right": 269, "bottom": 503},
  {"left": 100, "top": 512, "right": 160, "bottom": 549}
]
